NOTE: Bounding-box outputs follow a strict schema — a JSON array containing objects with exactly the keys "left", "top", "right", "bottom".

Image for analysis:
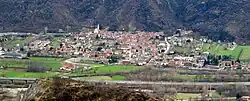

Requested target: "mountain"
[{"left": 0, "top": 0, "right": 250, "bottom": 43}]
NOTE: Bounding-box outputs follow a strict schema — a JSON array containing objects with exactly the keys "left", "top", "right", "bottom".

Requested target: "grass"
[
  {"left": 201, "top": 43, "right": 250, "bottom": 60},
  {"left": 111, "top": 75, "right": 126, "bottom": 80},
  {"left": 72, "top": 75, "right": 126, "bottom": 81},
  {"left": 0, "top": 70, "right": 58, "bottom": 78},
  {"left": 166, "top": 74, "right": 196, "bottom": 81},
  {"left": 51, "top": 37, "right": 63, "bottom": 48},
  {"left": 0, "top": 57, "right": 64, "bottom": 71},
  {"left": 175, "top": 93, "right": 200, "bottom": 100},
  {"left": 0, "top": 59, "right": 28, "bottom": 67},
  {"left": 29, "top": 57, "right": 64, "bottom": 71},
  {"left": 173, "top": 46, "right": 189, "bottom": 54},
  {"left": 3, "top": 36, "right": 33, "bottom": 47},
  {"left": 5, "top": 39, "right": 25, "bottom": 47},
  {"left": 80, "top": 76, "right": 113, "bottom": 80},
  {"left": 93, "top": 65, "right": 138, "bottom": 74},
  {"left": 238, "top": 46, "right": 250, "bottom": 60}
]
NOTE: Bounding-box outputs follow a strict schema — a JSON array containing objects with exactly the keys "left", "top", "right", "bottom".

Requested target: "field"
[
  {"left": 73, "top": 75, "right": 126, "bottom": 81},
  {"left": 0, "top": 70, "right": 58, "bottom": 78},
  {"left": 3, "top": 36, "right": 33, "bottom": 47},
  {"left": 93, "top": 65, "right": 138, "bottom": 74},
  {"left": 0, "top": 57, "right": 64, "bottom": 71},
  {"left": 202, "top": 43, "right": 250, "bottom": 60},
  {"left": 167, "top": 74, "right": 196, "bottom": 81},
  {"left": 51, "top": 37, "right": 64, "bottom": 48},
  {"left": 75, "top": 62, "right": 139, "bottom": 74},
  {"left": 175, "top": 93, "right": 200, "bottom": 100},
  {"left": 0, "top": 59, "right": 28, "bottom": 67},
  {"left": 111, "top": 75, "right": 126, "bottom": 80},
  {"left": 0, "top": 58, "right": 137, "bottom": 78},
  {"left": 238, "top": 46, "right": 250, "bottom": 60}
]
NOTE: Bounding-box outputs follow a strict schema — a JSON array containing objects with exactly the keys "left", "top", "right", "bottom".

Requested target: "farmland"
[
  {"left": 73, "top": 75, "right": 126, "bottom": 81},
  {"left": 0, "top": 57, "right": 64, "bottom": 71},
  {"left": 0, "top": 70, "right": 58, "bottom": 78},
  {"left": 202, "top": 43, "right": 250, "bottom": 60},
  {"left": 175, "top": 93, "right": 200, "bottom": 100},
  {"left": 93, "top": 65, "right": 138, "bottom": 74},
  {"left": 0, "top": 57, "right": 138, "bottom": 79},
  {"left": 2, "top": 36, "right": 33, "bottom": 47}
]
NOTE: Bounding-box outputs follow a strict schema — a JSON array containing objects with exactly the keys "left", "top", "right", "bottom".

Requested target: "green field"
[
  {"left": 238, "top": 46, "right": 250, "bottom": 60},
  {"left": 0, "top": 57, "right": 64, "bottom": 71},
  {"left": 175, "top": 93, "right": 200, "bottom": 100},
  {"left": 0, "top": 70, "right": 58, "bottom": 78},
  {"left": 0, "top": 59, "right": 28, "bottom": 67},
  {"left": 111, "top": 75, "right": 126, "bottom": 80},
  {"left": 166, "top": 74, "right": 196, "bottom": 81},
  {"left": 0, "top": 56, "right": 137, "bottom": 78},
  {"left": 93, "top": 65, "right": 138, "bottom": 74},
  {"left": 3, "top": 37, "right": 33, "bottom": 47},
  {"left": 202, "top": 43, "right": 250, "bottom": 60},
  {"left": 51, "top": 37, "right": 63, "bottom": 48},
  {"left": 73, "top": 75, "right": 126, "bottom": 81}
]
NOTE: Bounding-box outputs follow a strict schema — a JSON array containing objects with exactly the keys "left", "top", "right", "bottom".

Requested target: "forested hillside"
[{"left": 0, "top": 0, "right": 249, "bottom": 43}]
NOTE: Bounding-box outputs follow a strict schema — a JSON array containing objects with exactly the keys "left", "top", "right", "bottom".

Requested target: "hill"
[
  {"left": 0, "top": 0, "right": 250, "bottom": 43},
  {"left": 23, "top": 78, "right": 163, "bottom": 101}
]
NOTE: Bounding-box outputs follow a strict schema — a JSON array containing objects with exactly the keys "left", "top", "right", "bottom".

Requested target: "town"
[
  {"left": 1, "top": 26, "right": 250, "bottom": 100},
  {"left": 0, "top": 26, "right": 249, "bottom": 72}
]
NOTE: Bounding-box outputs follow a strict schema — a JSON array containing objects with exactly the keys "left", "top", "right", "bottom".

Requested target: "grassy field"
[
  {"left": 93, "top": 65, "right": 138, "bottom": 74},
  {"left": 3, "top": 37, "right": 33, "bottom": 47},
  {"left": 111, "top": 75, "right": 126, "bottom": 80},
  {"left": 173, "top": 46, "right": 189, "bottom": 54},
  {"left": 201, "top": 43, "right": 250, "bottom": 60},
  {"left": 73, "top": 75, "right": 126, "bottom": 81},
  {"left": 0, "top": 57, "right": 64, "bottom": 71},
  {"left": 166, "top": 74, "right": 196, "bottom": 81},
  {"left": 29, "top": 57, "right": 64, "bottom": 71},
  {"left": 175, "top": 93, "right": 200, "bottom": 100},
  {"left": 0, "top": 70, "right": 58, "bottom": 78},
  {"left": 77, "top": 76, "right": 113, "bottom": 80},
  {"left": 0, "top": 59, "right": 28, "bottom": 67},
  {"left": 0, "top": 56, "right": 137, "bottom": 78},
  {"left": 51, "top": 37, "right": 63, "bottom": 48},
  {"left": 238, "top": 46, "right": 250, "bottom": 60}
]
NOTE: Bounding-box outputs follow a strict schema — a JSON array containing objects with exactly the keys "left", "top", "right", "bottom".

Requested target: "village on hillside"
[
  {"left": 2, "top": 26, "right": 250, "bottom": 100},
  {"left": 0, "top": 26, "right": 250, "bottom": 72}
]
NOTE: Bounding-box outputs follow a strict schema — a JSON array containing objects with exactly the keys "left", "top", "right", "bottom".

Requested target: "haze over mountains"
[{"left": 0, "top": 0, "right": 249, "bottom": 43}]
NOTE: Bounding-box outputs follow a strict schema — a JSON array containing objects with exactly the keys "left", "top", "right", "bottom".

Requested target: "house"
[
  {"left": 219, "top": 61, "right": 233, "bottom": 69},
  {"left": 0, "top": 52, "right": 27, "bottom": 59},
  {"left": 60, "top": 63, "right": 75, "bottom": 71},
  {"left": 240, "top": 96, "right": 250, "bottom": 101},
  {"left": 120, "top": 60, "right": 131, "bottom": 65}
]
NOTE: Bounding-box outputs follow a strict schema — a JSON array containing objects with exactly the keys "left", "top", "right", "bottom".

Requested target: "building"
[{"left": 0, "top": 52, "right": 27, "bottom": 59}]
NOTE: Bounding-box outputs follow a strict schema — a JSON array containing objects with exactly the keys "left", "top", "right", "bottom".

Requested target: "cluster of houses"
[
  {"left": 0, "top": 50, "right": 27, "bottom": 59},
  {"left": 1, "top": 27, "right": 250, "bottom": 72}
]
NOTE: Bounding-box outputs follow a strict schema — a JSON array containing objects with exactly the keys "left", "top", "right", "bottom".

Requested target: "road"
[
  {"left": 164, "top": 37, "right": 171, "bottom": 54},
  {"left": 83, "top": 80, "right": 250, "bottom": 86},
  {"left": 2, "top": 77, "right": 250, "bottom": 86}
]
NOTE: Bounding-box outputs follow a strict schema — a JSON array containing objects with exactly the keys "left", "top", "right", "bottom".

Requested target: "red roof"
[{"left": 63, "top": 63, "right": 75, "bottom": 69}]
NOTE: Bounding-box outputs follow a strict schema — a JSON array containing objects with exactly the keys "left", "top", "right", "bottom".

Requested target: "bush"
[{"left": 26, "top": 61, "right": 47, "bottom": 73}]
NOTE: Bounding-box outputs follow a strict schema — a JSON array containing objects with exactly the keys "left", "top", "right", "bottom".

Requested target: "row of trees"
[
  {"left": 205, "top": 54, "right": 233, "bottom": 66},
  {"left": 26, "top": 61, "right": 48, "bottom": 72}
]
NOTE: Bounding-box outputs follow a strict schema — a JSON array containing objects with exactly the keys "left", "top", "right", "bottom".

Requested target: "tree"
[
  {"left": 26, "top": 61, "right": 47, "bottom": 72},
  {"left": 108, "top": 56, "right": 119, "bottom": 63}
]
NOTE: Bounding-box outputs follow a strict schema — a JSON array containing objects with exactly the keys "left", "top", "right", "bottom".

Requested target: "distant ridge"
[{"left": 0, "top": 0, "right": 250, "bottom": 43}]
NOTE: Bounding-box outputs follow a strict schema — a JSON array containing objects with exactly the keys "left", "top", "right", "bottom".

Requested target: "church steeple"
[{"left": 94, "top": 24, "right": 100, "bottom": 34}]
